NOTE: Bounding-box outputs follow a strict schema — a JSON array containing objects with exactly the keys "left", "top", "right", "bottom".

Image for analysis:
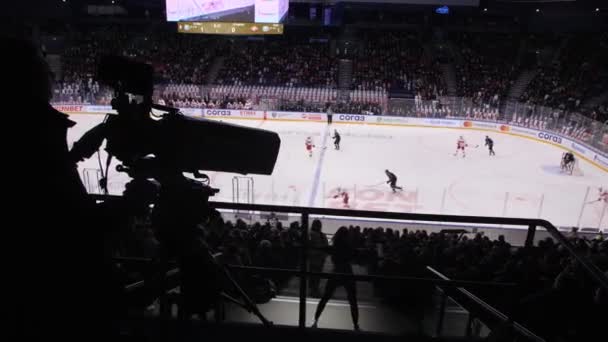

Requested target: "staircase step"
[
  {"left": 338, "top": 59, "right": 353, "bottom": 90},
  {"left": 206, "top": 57, "right": 225, "bottom": 85},
  {"left": 46, "top": 54, "right": 62, "bottom": 80},
  {"left": 582, "top": 91, "right": 608, "bottom": 109},
  {"left": 440, "top": 64, "right": 458, "bottom": 97},
  {"left": 507, "top": 69, "right": 538, "bottom": 100}
]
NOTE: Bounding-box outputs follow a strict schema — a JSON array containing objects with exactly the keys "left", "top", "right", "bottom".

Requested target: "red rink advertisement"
[
  {"left": 301, "top": 113, "right": 324, "bottom": 121},
  {"left": 239, "top": 110, "right": 257, "bottom": 117},
  {"left": 53, "top": 105, "right": 84, "bottom": 112}
]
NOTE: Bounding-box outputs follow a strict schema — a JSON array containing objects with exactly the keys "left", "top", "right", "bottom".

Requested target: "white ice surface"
[{"left": 68, "top": 114, "right": 608, "bottom": 229}]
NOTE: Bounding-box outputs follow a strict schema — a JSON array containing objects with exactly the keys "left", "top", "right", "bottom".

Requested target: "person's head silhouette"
[{"left": 3, "top": 37, "right": 53, "bottom": 103}]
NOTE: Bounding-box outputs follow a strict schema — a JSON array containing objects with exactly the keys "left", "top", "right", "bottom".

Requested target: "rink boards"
[
  {"left": 55, "top": 104, "right": 608, "bottom": 173},
  {"left": 57, "top": 104, "right": 608, "bottom": 232}
]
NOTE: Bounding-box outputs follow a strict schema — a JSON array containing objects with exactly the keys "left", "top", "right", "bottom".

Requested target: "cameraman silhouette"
[{"left": 4, "top": 37, "right": 112, "bottom": 341}]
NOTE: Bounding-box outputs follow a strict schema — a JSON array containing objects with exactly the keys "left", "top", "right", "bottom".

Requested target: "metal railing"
[
  {"left": 98, "top": 195, "right": 608, "bottom": 338},
  {"left": 427, "top": 266, "right": 545, "bottom": 341},
  {"left": 204, "top": 201, "right": 608, "bottom": 290}
]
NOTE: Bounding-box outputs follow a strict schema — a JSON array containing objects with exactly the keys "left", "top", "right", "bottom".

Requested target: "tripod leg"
[{"left": 220, "top": 265, "right": 273, "bottom": 327}]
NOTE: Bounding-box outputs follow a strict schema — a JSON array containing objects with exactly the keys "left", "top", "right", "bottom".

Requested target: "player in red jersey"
[
  {"left": 333, "top": 189, "right": 350, "bottom": 208},
  {"left": 597, "top": 187, "right": 608, "bottom": 203},
  {"left": 454, "top": 136, "right": 467, "bottom": 158},
  {"left": 586, "top": 187, "right": 608, "bottom": 204},
  {"left": 305, "top": 136, "right": 315, "bottom": 157}
]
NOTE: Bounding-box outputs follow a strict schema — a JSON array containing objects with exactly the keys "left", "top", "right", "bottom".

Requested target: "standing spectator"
[
  {"left": 312, "top": 226, "right": 360, "bottom": 331},
  {"left": 309, "top": 219, "right": 329, "bottom": 297},
  {"left": 326, "top": 103, "right": 333, "bottom": 124}
]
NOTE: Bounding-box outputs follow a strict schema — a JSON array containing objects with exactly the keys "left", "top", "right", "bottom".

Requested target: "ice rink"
[{"left": 68, "top": 113, "right": 608, "bottom": 229}]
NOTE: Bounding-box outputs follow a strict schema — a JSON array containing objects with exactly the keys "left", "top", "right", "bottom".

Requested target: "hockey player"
[
  {"left": 561, "top": 152, "right": 575, "bottom": 173},
  {"left": 596, "top": 187, "right": 608, "bottom": 203},
  {"left": 333, "top": 189, "right": 350, "bottom": 208},
  {"left": 454, "top": 136, "right": 467, "bottom": 158},
  {"left": 305, "top": 136, "right": 315, "bottom": 157},
  {"left": 385, "top": 169, "right": 403, "bottom": 193},
  {"left": 485, "top": 136, "right": 495, "bottom": 156},
  {"left": 333, "top": 130, "right": 341, "bottom": 150}
]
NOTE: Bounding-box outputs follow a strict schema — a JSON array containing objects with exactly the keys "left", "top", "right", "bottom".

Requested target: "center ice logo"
[{"left": 326, "top": 187, "right": 420, "bottom": 212}]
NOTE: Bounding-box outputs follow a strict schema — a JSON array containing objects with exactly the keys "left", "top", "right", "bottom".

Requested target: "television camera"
[{"left": 70, "top": 56, "right": 280, "bottom": 324}]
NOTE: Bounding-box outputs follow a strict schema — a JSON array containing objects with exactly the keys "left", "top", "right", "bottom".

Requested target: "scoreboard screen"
[
  {"left": 178, "top": 21, "right": 284, "bottom": 35},
  {"left": 338, "top": 0, "right": 478, "bottom": 4},
  {"left": 166, "top": 0, "right": 288, "bottom": 24}
]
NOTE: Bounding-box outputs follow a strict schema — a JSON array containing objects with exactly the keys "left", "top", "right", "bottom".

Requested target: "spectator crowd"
[
  {"left": 352, "top": 32, "right": 446, "bottom": 101},
  {"left": 521, "top": 33, "right": 608, "bottom": 119},
  {"left": 113, "top": 202, "right": 607, "bottom": 340},
  {"left": 454, "top": 32, "right": 518, "bottom": 108},
  {"left": 216, "top": 38, "right": 337, "bottom": 88},
  {"left": 46, "top": 25, "right": 608, "bottom": 144}
]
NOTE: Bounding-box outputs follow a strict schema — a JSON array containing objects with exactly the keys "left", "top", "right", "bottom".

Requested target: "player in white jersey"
[
  {"left": 305, "top": 136, "right": 315, "bottom": 157},
  {"left": 454, "top": 136, "right": 467, "bottom": 158}
]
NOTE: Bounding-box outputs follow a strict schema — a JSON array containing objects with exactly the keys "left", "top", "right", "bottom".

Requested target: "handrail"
[
  {"left": 226, "top": 265, "right": 517, "bottom": 289},
  {"left": 427, "top": 266, "right": 546, "bottom": 342},
  {"left": 93, "top": 195, "right": 608, "bottom": 292},
  {"left": 92, "top": 194, "right": 549, "bottom": 225},
  {"left": 124, "top": 267, "right": 179, "bottom": 292},
  {"left": 207, "top": 201, "right": 608, "bottom": 291},
  {"left": 114, "top": 256, "right": 155, "bottom": 264}
]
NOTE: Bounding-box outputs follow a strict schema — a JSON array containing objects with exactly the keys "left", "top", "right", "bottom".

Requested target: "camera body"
[
  {"left": 96, "top": 55, "right": 281, "bottom": 178},
  {"left": 98, "top": 56, "right": 154, "bottom": 98}
]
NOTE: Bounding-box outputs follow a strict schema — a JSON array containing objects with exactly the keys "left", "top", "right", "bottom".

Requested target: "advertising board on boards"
[
  {"left": 54, "top": 105, "right": 84, "bottom": 112},
  {"left": 593, "top": 154, "right": 608, "bottom": 168},
  {"left": 301, "top": 113, "right": 323, "bottom": 121},
  {"left": 337, "top": 114, "right": 366, "bottom": 122},
  {"left": 239, "top": 110, "right": 257, "bottom": 117},
  {"left": 508, "top": 126, "right": 537, "bottom": 137},
  {"left": 571, "top": 143, "right": 587, "bottom": 155},
  {"left": 204, "top": 109, "right": 232, "bottom": 117},
  {"left": 426, "top": 119, "right": 459, "bottom": 127},
  {"left": 537, "top": 132, "right": 563, "bottom": 144},
  {"left": 49, "top": 103, "right": 608, "bottom": 167},
  {"left": 376, "top": 116, "right": 408, "bottom": 124}
]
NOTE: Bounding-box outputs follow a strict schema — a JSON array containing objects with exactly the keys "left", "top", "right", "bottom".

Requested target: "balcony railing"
[{"left": 95, "top": 195, "right": 608, "bottom": 340}]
